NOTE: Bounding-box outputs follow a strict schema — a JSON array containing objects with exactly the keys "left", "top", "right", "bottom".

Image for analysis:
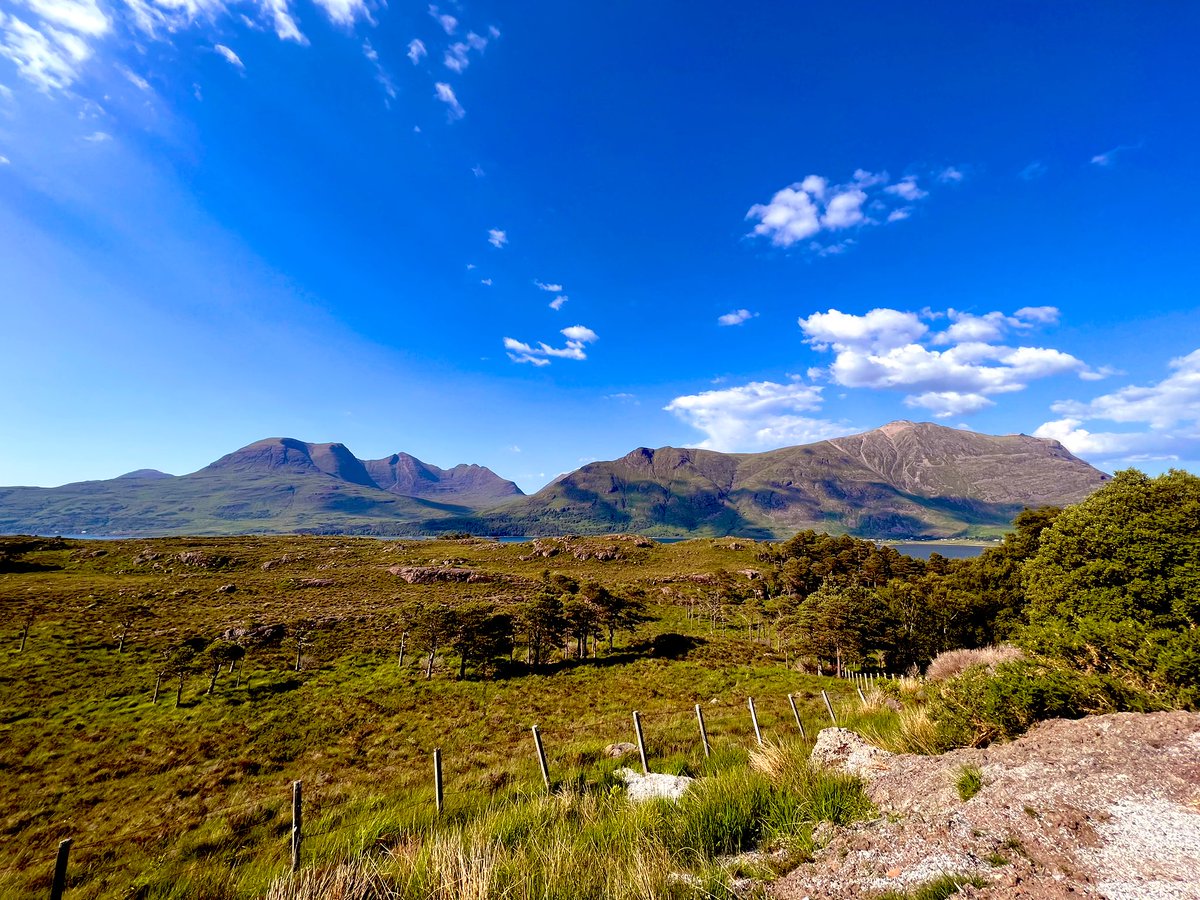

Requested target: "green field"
[{"left": 1, "top": 534, "right": 881, "bottom": 899}]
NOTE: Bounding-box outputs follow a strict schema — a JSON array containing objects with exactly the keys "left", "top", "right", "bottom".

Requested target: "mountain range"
[{"left": 0, "top": 422, "right": 1110, "bottom": 539}]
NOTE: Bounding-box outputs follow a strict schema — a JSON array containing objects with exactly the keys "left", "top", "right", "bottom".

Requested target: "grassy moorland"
[
  {"left": 3, "top": 469, "right": 1196, "bottom": 898},
  {"left": 0, "top": 534, "right": 888, "bottom": 899}
]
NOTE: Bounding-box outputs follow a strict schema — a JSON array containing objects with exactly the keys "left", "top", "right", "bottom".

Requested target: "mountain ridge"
[{"left": 0, "top": 423, "right": 1110, "bottom": 538}]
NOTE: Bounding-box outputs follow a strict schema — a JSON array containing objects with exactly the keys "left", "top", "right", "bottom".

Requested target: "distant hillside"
[
  {"left": 477, "top": 421, "right": 1110, "bottom": 539},
  {"left": 0, "top": 424, "right": 1109, "bottom": 539},
  {"left": 0, "top": 438, "right": 521, "bottom": 537}
]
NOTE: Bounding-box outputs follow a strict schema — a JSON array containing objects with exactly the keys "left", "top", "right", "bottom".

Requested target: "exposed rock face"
[
  {"left": 605, "top": 742, "right": 638, "bottom": 759},
  {"left": 772, "top": 712, "right": 1200, "bottom": 900},
  {"left": 386, "top": 565, "right": 492, "bottom": 584}
]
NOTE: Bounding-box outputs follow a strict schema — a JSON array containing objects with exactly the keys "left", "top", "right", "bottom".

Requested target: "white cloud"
[
  {"left": 480, "top": 278, "right": 492, "bottom": 286},
  {"left": 0, "top": 154, "right": 10, "bottom": 164},
  {"left": 801, "top": 307, "right": 927, "bottom": 352},
  {"left": 428, "top": 4, "right": 457, "bottom": 34},
  {"left": 406, "top": 38, "right": 426, "bottom": 64},
  {"left": 214, "top": 43, "right": 244, "bottom": 69},
  {"left": 504, "top": 326, "right": 598, "bottom": 365},
  {"left": 82, "top": 129, "right": 109, "bottom": 141},
  {"left": 444, "top": 32, "right": 489, "bottom": 72},
  {"left": 821, "top": 188, "right": 867, "bottom": 229},
  {"left": 24, "top": 0, "right": 108, "bottom": 37},
  {"left": 0, "top": 12, "right": 92, "bottom": 92},
  {"left": 1048, "top": 349, "right": 1200, "bottom": 430},
  {"left": 665, "top": 379, "right": 846, "bottom": 451},
  {"left": 884, "top": 177, "right": 927, "bottom": 201},
  {"left": 311, "top": 0, "right": 368, "bottom": 27},
  {"left": 486, "top": 227, "right": 506, "bottom": 248},
  {"left": 560, "top": 324, "right": 598, "bottom": 343},
  {"left": 903, "top": 391, "right": 995, "bottom": 418},
  {"left": 534, "top": 280, "right": 563, "bottom": 292},
  {"left": 717, "top": 308, "right": 757, "bottom": 327},
  {"left": 747, "top": 168, "right": 932, "bottom": 250},
  {"left": 549, "top": 295, "right": 568, "bottom": 311},
  {"left": 938, "top": 166, "right": 965, "bottom": 182},
  {"left": 1014, "top": 305, "right": 1059, "bottom": 325},
  {"left": 434, "top": 81, "right": 464, "bottom": 119},
  {"left": 799, "top": 306, "right": 1096, "bottom": 415}
]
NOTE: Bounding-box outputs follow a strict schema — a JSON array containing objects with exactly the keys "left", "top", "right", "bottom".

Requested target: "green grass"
[
  {"left": 954, "top": 764, "right": 983, "bottom": 801},
  {"left": 0, "top": 534, "right": 879, "bottom": 899},
  {"left": 874, "top": 873, "right": 988, "bottom": 900}
]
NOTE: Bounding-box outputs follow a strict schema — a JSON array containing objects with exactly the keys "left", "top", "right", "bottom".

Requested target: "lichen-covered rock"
[
  {"left": 616, "top": 768, "right": 694, "bottom": 803},
  {"left": 605, "top": 742, "right": 637, "bottom": 759},
  {"left": 809, "top": 727, "right": 894, "bottom": 778}
]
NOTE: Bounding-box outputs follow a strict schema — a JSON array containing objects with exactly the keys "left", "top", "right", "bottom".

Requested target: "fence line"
[{"left": 19, "top": 682, "right": 870, "bottom": 894}]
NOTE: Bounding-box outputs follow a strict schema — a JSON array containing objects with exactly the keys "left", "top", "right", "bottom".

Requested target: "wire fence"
[{"left": 3, "top": 670, "right": 900, "bottom": 896}]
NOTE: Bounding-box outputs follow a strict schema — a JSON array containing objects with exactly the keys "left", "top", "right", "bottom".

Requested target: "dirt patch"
[{"left": 771, "top": 711, "right": 1200, "bottom": 900}]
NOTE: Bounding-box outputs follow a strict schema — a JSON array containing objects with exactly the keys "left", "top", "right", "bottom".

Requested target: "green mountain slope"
[
  {"left": 477, "top": 421, "right": 1110, "bottom": 539},
  {"left": 0, "top": 423, "right": 1110, "bottom": 538},
  {"left": 0, "top": 438, "right": 519, "bottom": 537}
]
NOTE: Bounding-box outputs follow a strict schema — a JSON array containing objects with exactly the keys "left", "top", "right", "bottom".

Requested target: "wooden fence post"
[
  {"left": 747, "top": 697, "right": 763, "bottom": 747},
  {"left": 821, "top": 689, "right": 837, "bottom": 725},
  {"left": 695, "top": 704, "right": 711, "bottom": 758},
  {"left": 433, "top": 748, "right": 444, "bottom": 815},
  {"left": 291, "top": 780, "right": 302, "bottom": 874},
  {"left": 50, "top": 838, "right": 71, "bottom": 900},
  {"left": 632, "top": 711, "right": 649, "bottom": 775},
  {"left": 787, "top": 693, "right": 806, "bottom": 740},
  {"left": 857, "top": 685, "right": 868, "bottom": 707},
  {"left": 531, "top": 725, "right": 551, "bottom": 791}
]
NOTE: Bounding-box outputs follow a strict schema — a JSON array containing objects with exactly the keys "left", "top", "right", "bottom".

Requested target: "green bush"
[{"left": 926, "top": 660, "right": 1153, "bottom": 748}]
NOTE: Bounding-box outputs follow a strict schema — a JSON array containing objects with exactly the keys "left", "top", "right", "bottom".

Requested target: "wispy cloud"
[
  {"left": 406, "top": 38, "right": 427, "bottom": 64},
  {"left": 746, "top": 168, "right": 939, "bottom": 253},
  {"left": 428, "top": 4, "right": 457, "bottom": 35},
  {"left": 480, "top": 278, "right": 492, "bottom": 286},
  {"left": 434, "top": 82, "right": 464, "bottom": 119},
  {"left": 534, "top": 280, "right": 564, "bottom": 292},
  {"left": 82, "top": 129, "right": 110, "bottom": 142},
  {"left": 937, "top": 166, "right": 965, "bottom": 182},
  {"left": 504, "top": 326, "right": 599, "bottom": 365},
  {"left": 362, "top": 41, "right": 396, "bottom": 100},
  {"left": 1090, "top": 142, "right": 1142, "bottom": 167},
  {"left": 444, "top": 31, "right": 492, "bottom": 73},
  {"left": 718, "top": 309, "right": 757, "bottom": 326},
  {"left": 549, "top": 295, "right": 568, "bottom": 311},
  {"left": 214, "top": 43, "right": 245, "bottom": 70},
  {"left": 487, "top": 228, "right": 507, "bottom": 248},
  {"left": 1019, "top": 160, "right": 1048, "bottom": 180}
]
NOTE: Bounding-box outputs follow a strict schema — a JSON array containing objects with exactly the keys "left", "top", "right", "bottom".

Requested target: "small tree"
[
  {"left": 408, "top": 602, "right": 458, "bottom": 679},
  {"left": 203, "top": 640, "right": 245, "bottom": 694},
  {"left": 448, "top": 602, "right": 513, "bottom": 678},
  {"left": 516, "top": 590, "right": 566, "bottom": 667}
]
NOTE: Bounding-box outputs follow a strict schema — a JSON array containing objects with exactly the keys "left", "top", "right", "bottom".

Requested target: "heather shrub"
[
  {"left": 925, "top": 659, "right": 1154, "bottom": 749},
  {"left": 926, "top": 645, "right": 1024, "bottom": 682}
]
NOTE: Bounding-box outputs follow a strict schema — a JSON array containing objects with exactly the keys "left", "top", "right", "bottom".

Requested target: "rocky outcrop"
[{"left": 772, "top": 712, "right": 1200, "bottom": 900}]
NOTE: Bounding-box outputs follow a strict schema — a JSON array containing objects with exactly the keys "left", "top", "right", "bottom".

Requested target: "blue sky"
[{"left": 1, "top": 0, "right": 1198, "bottom": 492}]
